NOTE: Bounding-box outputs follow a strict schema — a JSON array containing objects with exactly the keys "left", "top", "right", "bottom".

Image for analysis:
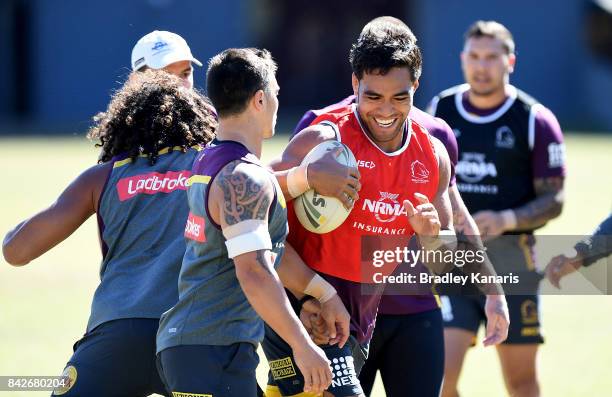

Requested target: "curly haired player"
[{"left": 3, "top": 70, "right": 216, "bottom": 397}]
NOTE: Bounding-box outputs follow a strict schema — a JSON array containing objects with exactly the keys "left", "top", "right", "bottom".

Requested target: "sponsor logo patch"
[
  {"left": 269, "top": 357, "right": 297, "bottom": 380},
  {"left": 456, "top": 152, "right": 497, "bottom": 183},
  {"left": 362, "top": 191, "right": 406, "bottom": 223},
  {"left": 184, "top": 212, "right": 206, "bottom": 242},
  {"left": 547, "top": 142, "right": 565, "bottom": 168},
  {"left": 116, "top": 170, "right": 191, "bottom": 201},
  {"left": 172, "top": 393, "right": 212, "bottom": 397},
  {"left": 330, "top": 356, "right": 359, "bottom": 387},
  {"left": 52, "top": 365, "right": 77, "bottom": 396}
]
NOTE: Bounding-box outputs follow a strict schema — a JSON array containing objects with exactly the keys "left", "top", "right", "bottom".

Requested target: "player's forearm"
[
  {"left": 450, "top": 187, "right": 504, "bottom": 294},
  {"left": 277, "top": 242, "right": 316, "bottom": 294},
  {"left": 574, "top": 213, "right": 612, "bottom": 267},
  {"left": 3, "top": 220, "right": 30, "bottom": 265},
  {"left": 235, "top": 251, "right": 311, "bottom": 349},
  {"left": 512, "top": 177, "right": 564, "bottom": 231},
  {"left": 418, "top": 231, "right": 456, "bottom": 275}
]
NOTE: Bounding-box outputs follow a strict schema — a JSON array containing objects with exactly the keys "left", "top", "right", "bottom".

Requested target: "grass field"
[{"left": 0, "top": 134, "right": 611, "bottom": 396}]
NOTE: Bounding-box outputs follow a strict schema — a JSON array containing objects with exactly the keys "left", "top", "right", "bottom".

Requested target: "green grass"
[{"left": 0, "top": 134, "right": 611, "bottom": 396}]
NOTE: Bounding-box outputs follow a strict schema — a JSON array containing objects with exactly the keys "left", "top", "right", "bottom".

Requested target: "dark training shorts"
[
  {"left": 359, "top": 309, "right": 445, "bottom": 397},
  {"left": 441, "top": 294, "right": 544, "bottom": 345},
  {"left": 52, "top": 318, "right": 167, "bottom": 397},
  {"left": 262, "top": 323, "right": 368, "bottom": 397},
  {"left": 157, "top": 343, "right": 260, "bottom": 397}
]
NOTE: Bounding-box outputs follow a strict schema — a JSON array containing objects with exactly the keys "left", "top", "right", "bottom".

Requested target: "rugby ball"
[{"left": 293, "top": 140, "right": 357, "bottom": 234}]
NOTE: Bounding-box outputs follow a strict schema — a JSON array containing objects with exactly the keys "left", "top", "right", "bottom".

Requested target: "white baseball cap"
[{"left": 131, "top": 30, "right": 202, "bottom": 71}]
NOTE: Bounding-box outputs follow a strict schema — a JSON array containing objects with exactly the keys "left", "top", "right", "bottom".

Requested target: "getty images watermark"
[{"left": 359, "top": 235, "right": 610, "bottom": 295}]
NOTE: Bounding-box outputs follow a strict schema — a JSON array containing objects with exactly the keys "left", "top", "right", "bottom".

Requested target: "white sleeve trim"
[
  {"left": 428, "top": 96, "right": 440, "bottom": 116},
  {"left": 528, "top": 103, "right": 544, "bottom": 151}
]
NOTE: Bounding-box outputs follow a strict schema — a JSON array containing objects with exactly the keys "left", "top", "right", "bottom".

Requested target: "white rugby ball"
[{"left": 294, "top": 140, "right": 357, "bottom": 234}]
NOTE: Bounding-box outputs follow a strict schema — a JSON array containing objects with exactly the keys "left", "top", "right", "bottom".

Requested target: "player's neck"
[
  {"left": 216, "top": 118, "right": 263, "bottom": 158},
  {"left": 467, "top": 85, "right": 511, "bottom": 110}
]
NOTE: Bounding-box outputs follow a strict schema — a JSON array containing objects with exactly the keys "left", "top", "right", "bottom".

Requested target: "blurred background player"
[
  {"left": 131, "top": 30, "right": 202, "bottom": 89},
  {"left": 293, "top": 17, "right": 509, "bottom": 397},
  {"left": 545, "top": 212, "right": 612, "bottom": 288},
  {"left": 155, "top": 48, "right": 334, "bottom": 397},
  {"left": 429, "top": 20, "right": 566, "bottom": 397},
  {"left": 2, "top": 70, "right": 216, "bottom": 396},
  {"left": 263, "top": 18, "right": 454, "bottom": 397}
]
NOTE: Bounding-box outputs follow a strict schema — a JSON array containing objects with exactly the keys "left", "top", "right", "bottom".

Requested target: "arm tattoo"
[
  {"left": 217, "top": 161, "right": 273, "bottom": 226},
  {"left": 514, "top": 176, "right": 564, "bottom": 230},
  {"left": 255, "top": 250, "right": 274, "bottom": 275}
]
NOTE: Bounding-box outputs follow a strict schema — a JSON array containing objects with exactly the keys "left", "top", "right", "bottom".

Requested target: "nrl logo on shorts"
[{"left": 411, "top": 160, "right": 430, "bottom": 183}]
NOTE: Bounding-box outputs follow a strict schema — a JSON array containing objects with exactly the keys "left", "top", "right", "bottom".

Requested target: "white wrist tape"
[
  {"left": 500, "top": 209, "right": 517, "bottom": 230},
  {"left": 223, "top": 220, "right": 272, "bottom": 259},
  {"left": 287, "top": 164, "right": 310, "bottom": 198},
  {"left": 304, "top": 274, "right": 337, "bottom": 303},
  {"left": 420, "top": 230, "right": 456, "bottom": 251}
]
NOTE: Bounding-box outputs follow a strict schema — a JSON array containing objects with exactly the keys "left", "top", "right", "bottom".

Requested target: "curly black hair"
[
  {"left": 88, "top": 69, "right": 217, "bottom": 164},
  {"left": 349, "top": 17, "right": 422, "bottom": 82}
]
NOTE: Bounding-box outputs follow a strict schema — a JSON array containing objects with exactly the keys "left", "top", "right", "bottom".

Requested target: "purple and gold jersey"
[
  {"left": 430, "top": 84, "right": 566, "bottom": 221},
  {"left": 157, "top": 139, "right": 288, "bottom": 352}
]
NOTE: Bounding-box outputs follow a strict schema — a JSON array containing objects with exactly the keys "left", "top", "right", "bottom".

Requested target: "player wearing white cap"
[{"left": 131, "top": 30, "right": 202, "bottom": 89}]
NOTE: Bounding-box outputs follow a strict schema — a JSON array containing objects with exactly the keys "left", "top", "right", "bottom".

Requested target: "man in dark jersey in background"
[
  {"left": 429, "top": 21, "right": 566, "bottom": 397},
  {"left": 2, "top": 70, "right": 217, "bottom": 397},
  {"left": 293, "top": 16, "right": 509, "bottom": 397},
  {"left": 156, "top": 48, "right": 334, "bottom": 397}
]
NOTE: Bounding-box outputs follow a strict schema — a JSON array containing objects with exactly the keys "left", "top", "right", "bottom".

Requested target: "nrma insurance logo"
[
  {"left": 456, "top": 152, "right": 497, "bottom": 183},
  {"left": 362, "top": 191, "right": 407, "bottom": 223}
]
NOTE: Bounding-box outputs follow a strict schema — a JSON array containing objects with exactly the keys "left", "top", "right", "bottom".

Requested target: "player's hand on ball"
[
  {"left": 403, "top": 193, "right": 440, "bottom": 240},
  {"left": 545, "top": 253, "right": 583, "bottom": 289},
  {"left": 483, "top": 294, "right": 510, "bottom": 346},
  {"left": 292, "top": 339, "right": 332, "bottom": 393},
  {"left": 308, "top": 147, "right": 361, "bottom": 210}
]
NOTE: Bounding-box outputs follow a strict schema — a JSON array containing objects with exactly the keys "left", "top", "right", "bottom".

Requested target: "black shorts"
[
  {"left": 262, "top": 323, "right": 368, "bottom": 397},
  {"left": 157, "top": 343, "right": 260, "bottom": 397},
  {"left": 441, "top": 294, "right": 544, "bottom": 344},
  {"left": 358, "top": 309, "right": 444, "bottom": 397},
  {"left": 51, "top": 318, "right": 166, "bottom": 397}
]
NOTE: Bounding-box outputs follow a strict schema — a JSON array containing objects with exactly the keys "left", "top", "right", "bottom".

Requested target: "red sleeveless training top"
[{"left": 287, "top": 104, "right": 440, "bottom": 283}]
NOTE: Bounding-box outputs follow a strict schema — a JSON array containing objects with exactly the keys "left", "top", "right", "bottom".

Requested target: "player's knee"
[
  {"left": 441, "top": 381, "right": 460, "bottom": 397},
  {"left": 506, "top": 376, "right": 540, "bottom": 396}
]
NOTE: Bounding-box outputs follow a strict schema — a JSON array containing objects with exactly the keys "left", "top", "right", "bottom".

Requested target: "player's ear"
[
  {"left": 508, "top": 53, "right": 516, "bottom": 74},
  {"left": 253, "top": 90, "right": 265, "bottom": 111},
  {"left": 351, "top": 73, "right": 359, "bottom": 96},
  {"left": 412, "top": 79, "right": 420, "bottom": 92}
]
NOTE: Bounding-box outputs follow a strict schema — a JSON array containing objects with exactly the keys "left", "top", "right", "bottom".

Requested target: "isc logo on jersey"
[
  {"left": 456, "top": 152, "right": 497, "bottom": 183},
  {"left": 362, "top": 191, "right": 407, "bottom": 223}
]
